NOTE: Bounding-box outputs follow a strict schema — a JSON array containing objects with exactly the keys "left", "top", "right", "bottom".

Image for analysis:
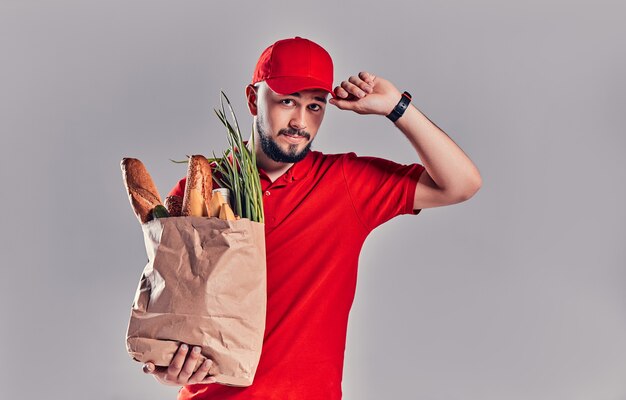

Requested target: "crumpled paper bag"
[{"left": 126, "top": 216, "right": 266, "bottom": 387}]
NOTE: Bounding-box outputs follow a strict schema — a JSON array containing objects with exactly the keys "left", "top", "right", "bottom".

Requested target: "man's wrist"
[{"left": 386, "top": 91, "right": 412, "bottom": 122}]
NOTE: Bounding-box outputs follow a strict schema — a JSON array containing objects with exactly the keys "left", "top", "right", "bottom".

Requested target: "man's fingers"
[
  {"left": 341, "top": 81, "right": 366, "bottom": 98},
  {"left": 178, "top": 346, "right": 202, "bottom": 381},
  {"left": 189, "top": 359, "right": 216, "bottom": 384},
  {"left": 329, "top": 97, "right": 357, "bottom": 111},
  {"left": 348, "top": 75, "right": 372, "bottom": 93},
  {"left": 199, "top": 376, "right": 218, "bottom": 384},
  {"left": 166, "top": 343, "right": 189, "bottom": 379},
  {"left": 329, "top": 85, "right": 357, "bottom": 110},
  {"left": 333, "top": 86, "right": 349, "bottom": 99},
  {"left": 143, "top": 362, "right": 155, "bottom": 374},
  {"left": 333, "top": 71, "right": 377, "bottom": 101},
  {"left": 358, "top": 71, "right": 375, "bottom": 84}
]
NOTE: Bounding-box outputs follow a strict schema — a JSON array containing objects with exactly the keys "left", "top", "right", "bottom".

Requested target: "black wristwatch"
[{"left": 386, "top": 91, "right": 412, "bottom": 122}]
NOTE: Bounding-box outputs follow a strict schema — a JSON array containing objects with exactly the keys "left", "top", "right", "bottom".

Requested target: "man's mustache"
[{"left": 279, "top": 128, "right": 311, "bottom": 140}]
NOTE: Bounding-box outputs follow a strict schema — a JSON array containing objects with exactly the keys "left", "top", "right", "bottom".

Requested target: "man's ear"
[{"left": 245, "top": 84, "right": 258, "bottom": 116}]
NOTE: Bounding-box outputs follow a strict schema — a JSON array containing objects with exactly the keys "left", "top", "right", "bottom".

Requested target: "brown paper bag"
[{"left": 125, "top": 215, "right": 267, "bottom": 387}]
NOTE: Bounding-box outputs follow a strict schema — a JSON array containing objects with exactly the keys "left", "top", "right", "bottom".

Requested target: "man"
[{"left": 142, "top": 36, "right": 482, "bottom": 399}]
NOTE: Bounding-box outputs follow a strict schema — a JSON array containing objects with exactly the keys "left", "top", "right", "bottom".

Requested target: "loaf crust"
[
  {"left": 121, "top": 158, "right": 163, "bottom": 223},
  {"left": 181, "top": 155, "right": 213, "bottom": 217}
]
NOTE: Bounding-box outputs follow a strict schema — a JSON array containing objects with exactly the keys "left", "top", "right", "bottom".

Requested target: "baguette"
[
  {"left": 121, "top": 158, "right": 163, "bottom": 223},
  {"left": 181, "top": 155, "right": 213, "bottom": 217}
]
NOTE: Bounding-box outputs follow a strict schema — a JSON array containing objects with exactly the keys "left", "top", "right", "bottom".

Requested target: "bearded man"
[{"left": 142, "top": 36, "right": 482, "bottom": 400}]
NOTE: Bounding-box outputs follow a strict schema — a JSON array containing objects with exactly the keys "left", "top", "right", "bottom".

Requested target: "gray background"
[{"left": 1, "top": 0, "right": 625, "bottom": 399}]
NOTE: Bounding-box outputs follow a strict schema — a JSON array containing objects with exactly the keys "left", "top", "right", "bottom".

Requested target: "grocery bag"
[{"left": 125, "top": 215, "right": 266, "bottom": 387}]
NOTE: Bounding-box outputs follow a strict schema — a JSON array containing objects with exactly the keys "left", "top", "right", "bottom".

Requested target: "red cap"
[{"left": 252, "top": 36, "right": 334, "bottom": 97}]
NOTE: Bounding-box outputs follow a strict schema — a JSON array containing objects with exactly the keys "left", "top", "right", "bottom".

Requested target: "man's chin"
[
  {"left": 283, "top": 143, "right": 307, "bottom": 155},
  {"left": 284, "top": 146, "right": 310, "bottom": 162},
  {"left": 259, "top": 132, "right": 313, "bottom": 163},
  {"left": 274, "top": 143, "right": 311, "bottom": 163},
  {"left": 278, "top": 137, "right": 310, "bottom": 154}
]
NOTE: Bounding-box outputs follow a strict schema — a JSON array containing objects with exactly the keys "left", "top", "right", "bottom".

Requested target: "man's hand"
[
  {"left": 142, "top": 343, "right": 217, "bottom": 386},
  {"left": 329, "top": 71, "right": 403, "bottom": 116}
]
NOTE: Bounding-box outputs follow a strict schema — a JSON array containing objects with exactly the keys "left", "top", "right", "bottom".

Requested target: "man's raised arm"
[{"left": 329, "top": 71, "right": 482, "bottom": 210}]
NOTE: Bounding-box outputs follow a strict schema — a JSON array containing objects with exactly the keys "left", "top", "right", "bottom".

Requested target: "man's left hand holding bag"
[{"left": 143, "top": 343, "right": 218, "bottom": 386}]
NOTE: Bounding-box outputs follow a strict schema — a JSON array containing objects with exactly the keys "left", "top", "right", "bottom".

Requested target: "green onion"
[{"left": 212, "top": 91, "right": 264, "bottom": 224}]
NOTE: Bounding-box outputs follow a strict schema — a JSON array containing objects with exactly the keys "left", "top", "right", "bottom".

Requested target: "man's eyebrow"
[{"left": 287, "top": 92, "right": 328, "bottom": 104}]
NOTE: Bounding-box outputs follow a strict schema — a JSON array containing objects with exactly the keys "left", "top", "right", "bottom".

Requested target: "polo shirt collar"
[
  {"left": 258, "top": 151, "right": 315, "bottom": 185},
  {"left": 286, "top": 151, "right": 315, "bottom": 181}
]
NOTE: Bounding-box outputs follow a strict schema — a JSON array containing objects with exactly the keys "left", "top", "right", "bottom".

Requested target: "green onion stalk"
[{"left": 211, "top": 91, "right": 264, "bottom": 224}]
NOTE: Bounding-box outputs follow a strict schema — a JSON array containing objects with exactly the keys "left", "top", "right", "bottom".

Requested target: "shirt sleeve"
[{"left": 341, "top": 152, "right": 425, "bottom": 231}]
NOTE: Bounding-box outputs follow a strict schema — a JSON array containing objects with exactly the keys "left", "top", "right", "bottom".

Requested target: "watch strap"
[{"left": 386, "top": 91, "right": 412, "bottom": 122}]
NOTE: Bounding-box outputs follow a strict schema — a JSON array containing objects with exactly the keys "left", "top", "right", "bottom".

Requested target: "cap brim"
[{"left": 266, "top": 76, "right": 336, "bottom": 99}]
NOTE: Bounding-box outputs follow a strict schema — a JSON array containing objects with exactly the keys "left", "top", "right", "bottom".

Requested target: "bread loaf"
[
  {"left": 164, "top": 195, "right": 183, "bottom": 217},
  {"left": 121, "top": 158, "right": 163, "bottom": 223},
  {"left": 181, "top": 155, "right": 213, "bottom": 217}
]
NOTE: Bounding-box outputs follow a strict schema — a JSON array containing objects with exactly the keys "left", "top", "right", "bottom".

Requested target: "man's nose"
[{"left": 289, "top": 108, "right": 307, "bottom": 130}]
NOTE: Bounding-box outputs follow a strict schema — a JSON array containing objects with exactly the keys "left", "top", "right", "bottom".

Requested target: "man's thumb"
[{"left": 329, "top": 98, "right": 354, "bottom": 111}]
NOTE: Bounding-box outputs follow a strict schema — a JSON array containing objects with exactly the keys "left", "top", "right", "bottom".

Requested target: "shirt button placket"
[{"left": 264, "top": 190, "right": 274, "bottom": 227}]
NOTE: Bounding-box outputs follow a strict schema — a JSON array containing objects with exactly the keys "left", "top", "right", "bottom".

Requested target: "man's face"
[{"left": 252, "top": 82, "right": 328, "bottom": 163}]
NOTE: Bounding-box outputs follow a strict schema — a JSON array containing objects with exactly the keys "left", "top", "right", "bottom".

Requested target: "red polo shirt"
[{"left": 169, "top": 151, "right": 425, "bottom": 400}]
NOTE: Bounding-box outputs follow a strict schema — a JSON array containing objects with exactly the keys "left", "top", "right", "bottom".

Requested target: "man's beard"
[{"left": 256, "top": 118, "right": 313, "bottom": 163}]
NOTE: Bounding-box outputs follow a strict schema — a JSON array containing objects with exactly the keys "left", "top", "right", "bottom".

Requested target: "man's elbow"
[
  {"left": 465, "top": 174, "right": 483, "bottom": 200},
  {"left": 453, "top": 174, "right": 482, "bottom": 203}
]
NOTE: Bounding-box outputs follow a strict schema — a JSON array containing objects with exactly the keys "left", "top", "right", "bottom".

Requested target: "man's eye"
[
  {"left": 309, "top": 104, "right": 321, "bottom": 111},
  {"left": 281, "top": 99, "right": 294, "bottom": 105}
]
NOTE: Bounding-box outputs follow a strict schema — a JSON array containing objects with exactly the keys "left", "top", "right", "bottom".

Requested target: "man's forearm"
[{"left": 394, "top": 103, "right": 482, "bottom": 198}]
